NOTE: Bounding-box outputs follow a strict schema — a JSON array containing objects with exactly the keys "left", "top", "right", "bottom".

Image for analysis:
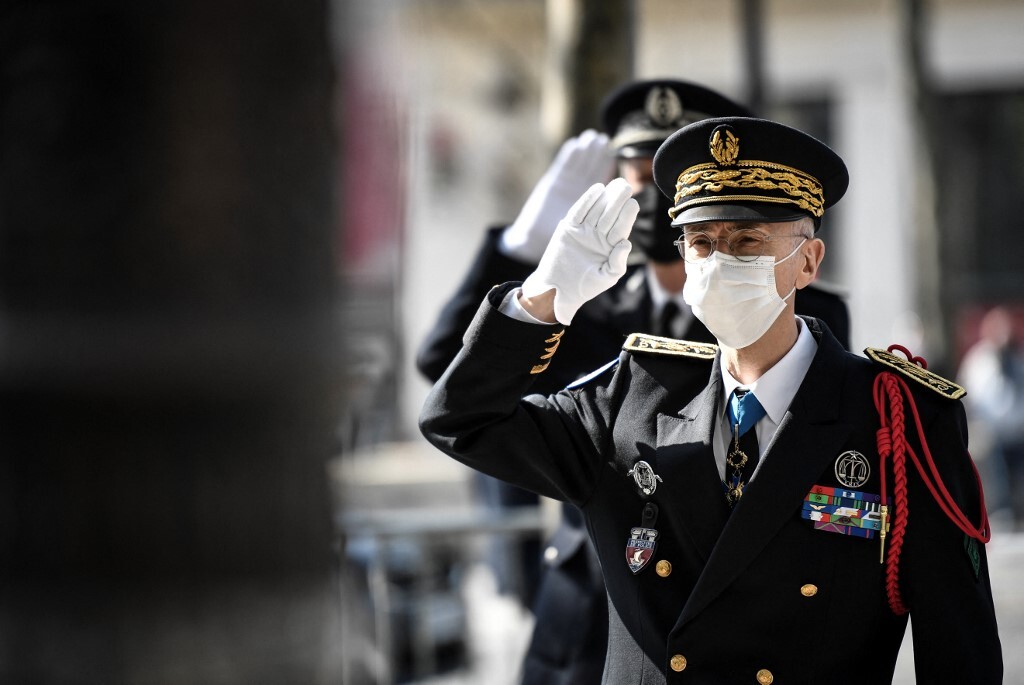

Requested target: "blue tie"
[
  {"left": 724, "top": 389, "right": 765, "bottom": 506},
  {"left": 728, "top": 389, "right": 766, "bottom": 437}
]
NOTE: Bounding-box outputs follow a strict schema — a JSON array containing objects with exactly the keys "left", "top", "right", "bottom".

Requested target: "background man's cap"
[
  {"left": 600, "top": 79, "right": 753, "bottom": 159},
  {"left": 652, "top": 116, "right": 849, "bottom": 229}
]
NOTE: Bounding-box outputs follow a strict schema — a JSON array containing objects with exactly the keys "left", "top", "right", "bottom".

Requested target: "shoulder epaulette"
[
  {"left": 623, "top": 333, "right": 717, "bottom": 360},
  {"left": 865, "top": 347, "right": 966, "bottom": 400}
]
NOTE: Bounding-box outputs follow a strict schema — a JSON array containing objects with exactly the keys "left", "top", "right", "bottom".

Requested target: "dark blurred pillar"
[
  {"left": 0, "top": 1, "right": 344, "bottom": 682},
  {"left": 898, "top": 0, "right": 949, "bottom": 371},
  {"left": 542, "top": 0, "right": 635, "bottom": 146},
  {"left": 740, "top": 0, "right": 766, "bottom": 114}
]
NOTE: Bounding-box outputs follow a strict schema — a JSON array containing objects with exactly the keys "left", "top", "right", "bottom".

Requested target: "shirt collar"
[
  {"left": 720, "top": 317, "right": 818, "bottom": 424},
  {"left": 645, "top": 263, "right": 686, "bottom": 314}
]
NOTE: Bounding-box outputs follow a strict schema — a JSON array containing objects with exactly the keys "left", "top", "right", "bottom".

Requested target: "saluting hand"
[
  {"left": 501, "top": 130, "right": 616, "bottom": 264},
  {"left": 520, "top": 178, "right": 637, "bottom": 325}
]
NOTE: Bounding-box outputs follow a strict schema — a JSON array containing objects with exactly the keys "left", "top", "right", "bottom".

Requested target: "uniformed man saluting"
[{"left": 420, "top": 117, "right": 1002, "bottom": 684}]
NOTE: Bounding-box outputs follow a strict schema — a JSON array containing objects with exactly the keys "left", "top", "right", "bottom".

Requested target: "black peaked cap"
[
  {"left": 600, "top": 79, "right": 753, "bottom": 158},
  {"left": 652, "top": 116, "right": 849, "bottom": 228}
]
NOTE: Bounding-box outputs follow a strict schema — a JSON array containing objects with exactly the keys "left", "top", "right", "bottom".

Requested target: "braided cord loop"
[{"left": 871, "top": 345, "right": 990, "bottom": 615}]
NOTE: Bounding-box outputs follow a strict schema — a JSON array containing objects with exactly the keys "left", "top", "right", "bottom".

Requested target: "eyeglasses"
[{"left": 673, "top": 228, "right": 810, "bottom": 263}]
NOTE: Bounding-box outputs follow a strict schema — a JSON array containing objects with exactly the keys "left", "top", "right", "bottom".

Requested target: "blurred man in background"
[{"left": 959, "top": 306, "right": 1024, "bottom": 529}]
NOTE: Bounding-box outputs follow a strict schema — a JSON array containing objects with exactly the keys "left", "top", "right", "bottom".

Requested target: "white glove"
[
  {"left": 521, "top": 178, "right": 638, "bottom": 325},
  {"left": 500, "top": 129, "right": 615, "bottom": 264}
]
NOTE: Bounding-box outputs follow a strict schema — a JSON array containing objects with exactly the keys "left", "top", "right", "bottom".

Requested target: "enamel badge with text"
[{"left": 626, "top": 527, "right": 659, "bottom": 574}]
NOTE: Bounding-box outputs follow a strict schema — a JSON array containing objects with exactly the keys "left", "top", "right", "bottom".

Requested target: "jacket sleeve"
[
  {"left": 899, "top": 398, "right": 1003, "bottom": 682},
  {"left": 415, "top": 226, "right": 537, "bottom": 383},
  {"left": 419, "top": 283, "right": 611, "bottom": 506}
]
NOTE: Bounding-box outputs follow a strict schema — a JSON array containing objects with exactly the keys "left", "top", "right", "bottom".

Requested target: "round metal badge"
[
  {"left": 834, "top": 450, "right": 870, "bottom": 488},
  {"left": 627, "top": 460, "right": 663, "bottom": 496}
]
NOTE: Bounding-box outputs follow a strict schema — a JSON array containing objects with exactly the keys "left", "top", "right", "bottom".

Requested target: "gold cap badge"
[{"left": 709, "top": 125, "right": 740, "bottom": 166}]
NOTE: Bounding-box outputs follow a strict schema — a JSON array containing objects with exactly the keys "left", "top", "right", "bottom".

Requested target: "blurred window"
[{"left": 935, "top": 88, "right": 1024, "bottom": 305}]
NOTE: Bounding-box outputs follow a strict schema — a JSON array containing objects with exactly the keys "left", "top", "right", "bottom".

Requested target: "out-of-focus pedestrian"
[{"left": 959, "top": 305, "right": 1024, "bottom": 528}]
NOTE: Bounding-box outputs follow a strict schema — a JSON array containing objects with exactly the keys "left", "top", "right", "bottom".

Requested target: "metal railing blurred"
[
  {"left": 333, "top": 440, "right": 549, "bottom": 684},
  {"left": 339, "top": 506, "right": 545, "bottom": 684}
]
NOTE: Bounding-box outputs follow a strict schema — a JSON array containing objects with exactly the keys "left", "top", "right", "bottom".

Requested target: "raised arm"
[
  {"left": 420, "top": 179, "right": 637, "bottom": 502},
  {"left": 415, "top": 131, "right": 614, "bottom": 383}
]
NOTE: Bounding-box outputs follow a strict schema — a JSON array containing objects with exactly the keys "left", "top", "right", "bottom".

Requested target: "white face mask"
[{"left": 682, "top": 239, "right": 805, "bottom": 349}]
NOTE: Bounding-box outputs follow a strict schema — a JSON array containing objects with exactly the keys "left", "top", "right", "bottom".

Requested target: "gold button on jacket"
[
  {"left": 800, "top": 583, "right": 818, "bottom": 597},
  {"left": 656, "top": 559, "right": 672, "bottom": 577},
  {"left": 756, "top": 668, "right": 774, "bottom": 684},
  {"left": 670, "top": 654, "right": 687, "bottom": 672}
]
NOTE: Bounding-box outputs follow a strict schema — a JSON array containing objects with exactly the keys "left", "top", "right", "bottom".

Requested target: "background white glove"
[
  {"left": 500, "top": 129, "right": 615, "bottom": 264},
  {"left": 521, "top": 178, "right": 638, "bottom": 325}
]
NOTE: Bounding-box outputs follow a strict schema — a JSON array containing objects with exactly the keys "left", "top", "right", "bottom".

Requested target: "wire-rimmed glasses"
[{"left": 673, "top": 228, "right": 809, "bottom": 263}]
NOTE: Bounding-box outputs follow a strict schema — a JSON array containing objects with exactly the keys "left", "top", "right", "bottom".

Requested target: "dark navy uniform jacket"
[
  {"left": 419, "top": 283, "right": 1002, "bottom": 685},
  {"left": 416, "top": 227, "right": 851, "bottom": 684}
]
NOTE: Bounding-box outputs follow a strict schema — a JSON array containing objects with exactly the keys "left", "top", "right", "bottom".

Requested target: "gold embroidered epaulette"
[
  {"left": 865, "top": 347, "right": 966, "bottom": 400},
  {"left": 623, "top": 333, "right": 717, "bottom": 359}
]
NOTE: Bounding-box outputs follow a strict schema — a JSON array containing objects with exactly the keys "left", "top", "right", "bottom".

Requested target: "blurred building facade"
[{"left": 383, "top": 0, "right": 1024, "bottom": 438}]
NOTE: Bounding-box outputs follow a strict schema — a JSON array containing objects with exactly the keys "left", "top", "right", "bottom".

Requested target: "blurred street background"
[{"left": 2, "top": 0, "right": 1023, "bottom": 683}]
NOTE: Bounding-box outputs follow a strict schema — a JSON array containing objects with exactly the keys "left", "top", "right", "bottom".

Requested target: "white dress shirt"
[
  {"left": 712, "top": 317, "right": 818, "bottom": 481},
  {"left": 501, "top": 288, "right": 555, "bottom": 324}
]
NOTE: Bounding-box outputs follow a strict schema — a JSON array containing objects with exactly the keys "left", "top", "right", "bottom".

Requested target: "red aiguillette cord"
[{"left": 872, "top": 345, "right": 990, "bottom": 615}]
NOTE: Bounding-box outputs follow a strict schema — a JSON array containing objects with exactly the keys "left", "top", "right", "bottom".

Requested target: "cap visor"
[
  {"left": 615, "top": 142, "right": 660, "bottom": 159},
  {"left": 671, "top": 202, "right": 809, "bottom": 227}
]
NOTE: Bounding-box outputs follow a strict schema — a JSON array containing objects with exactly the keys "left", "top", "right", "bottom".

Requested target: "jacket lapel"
[
  {"left": 677, "top": 327, "right": 856, "bottom": 627},
  {"left": 654, "top": 362, "right": 730, "bottom": 563}
]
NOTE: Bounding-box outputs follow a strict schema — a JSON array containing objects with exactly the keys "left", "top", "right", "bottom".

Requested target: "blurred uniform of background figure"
[{"left": 416, "top": 78, "right": 851, "bottom": 684}]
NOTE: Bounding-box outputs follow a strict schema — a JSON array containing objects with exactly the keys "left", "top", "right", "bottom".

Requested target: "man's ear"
[{"left": 795, "top": 238, "right": 825, "bottom": 289}]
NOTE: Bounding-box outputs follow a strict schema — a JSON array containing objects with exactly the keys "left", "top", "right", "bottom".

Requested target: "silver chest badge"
[
  {"left": 834, "top": 450, "right": 871, "bottom": 488},
  {"left": 627, "top": 460, "right": 663, "bottom": 495}
]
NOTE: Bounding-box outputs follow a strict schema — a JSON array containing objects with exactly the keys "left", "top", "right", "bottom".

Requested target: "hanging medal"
[{"left": 724, "top": 422, "right": 749, "bottom": 506}]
